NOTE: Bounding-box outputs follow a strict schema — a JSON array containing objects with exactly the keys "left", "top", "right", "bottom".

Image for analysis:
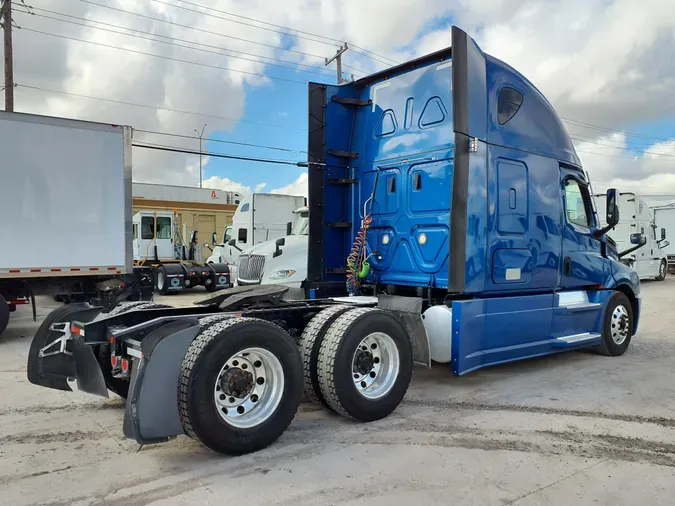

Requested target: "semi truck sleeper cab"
[{"left": 27, "top": 26, "right": 642, "bottom": 457}]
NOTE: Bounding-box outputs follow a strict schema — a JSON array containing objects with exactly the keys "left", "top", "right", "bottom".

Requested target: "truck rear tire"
[
  {"left": 656, "top": 260, "right": 667, "bottom": 281},
  {"left": 316, "top": 308, "right": 413, "bottom": 422},
  {"left": 178, "top": 317, "right": 303, "bottom": 455},
  {"left": 0, "top": 294, "right": 10, "bottom": 338},
  {"left": 98, "top": 302, "right": 172, "bottom": 399},
  {"left": 298, "top": 305, "right": 351, "bottom": 409},
  {"left": 597, "top": 291, "right": 634, "bottom": 357}
]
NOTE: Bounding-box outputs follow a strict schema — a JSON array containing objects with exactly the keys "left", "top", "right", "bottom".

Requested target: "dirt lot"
[{"left": 1, "top": 280, "right": 675, "bottom": 505}]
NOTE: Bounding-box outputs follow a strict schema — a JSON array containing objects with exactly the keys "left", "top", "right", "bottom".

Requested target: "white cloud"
[
  {"left": 202, "top": 175, "right": 253, "bottom": 196},
  {"left": 271, "top": 173, "right": 308, "bottom": 198}
]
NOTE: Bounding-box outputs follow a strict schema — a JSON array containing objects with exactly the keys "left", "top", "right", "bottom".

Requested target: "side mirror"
[
  {"left": 286, "top": 221, "right": 293, "bottom": 236},
  {"left": 660, "top": 240, "right": 670, "bottom": 249},
  {"left": 662, "top": 228, "right": 667, "bottom": 240},
  {"left": 273, "top": 237, "right": 286, "bottom": 258},
  {"left": 605, "top": 188, "right": 619, "bottom": 227},
  {"left": 212, "top": 232, "right": 217, "bottom": 245},
  {"left": 630, "top": 233, "right": 646, "bottom": 246},
  {"left": 203, "top": 243, "right": 213, "bottom": 251},
  {"left": 228, "top": 239, "right": 236, "bottom": 246}
]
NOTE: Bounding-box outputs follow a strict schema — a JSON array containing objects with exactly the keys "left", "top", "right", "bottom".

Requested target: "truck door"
[{"left": 559, "top": 170, "right": 610, "bottom": 288}]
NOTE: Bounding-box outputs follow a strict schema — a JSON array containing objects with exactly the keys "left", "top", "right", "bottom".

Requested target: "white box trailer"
[{"left": 0, "top": 111, "right": 153, "bottom": 337}]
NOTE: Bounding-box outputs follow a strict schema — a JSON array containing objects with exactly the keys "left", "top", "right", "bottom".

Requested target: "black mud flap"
[
  {"left": 73, "top": 339, "right": 109, "bottom": 397},
  {"left": 27, "top": 303, "right": 102, "bottom": 392},
  {"left": 123, "top": 320, "right": 201, "bottom": 444}
]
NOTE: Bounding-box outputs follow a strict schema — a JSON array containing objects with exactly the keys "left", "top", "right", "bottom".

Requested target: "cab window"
[
  {"left": 564, "top": 179, "right": 590, "bottom": 228},
  {"left": 156, "top": 217, "right": 172, "bottom": 239},
  {"left": 224, "top": 226, "right": 232, "bottom": 243},
  {"left": 238, "top": 228, "right": 248, "bottom": 243},
  {"left": 141, "top": 217, "right": 154, "bottom": 239}
]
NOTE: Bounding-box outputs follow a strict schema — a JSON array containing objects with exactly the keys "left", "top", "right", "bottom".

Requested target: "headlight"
[{"left": 268, "top": 269, "right": 296, "bottom": 280}]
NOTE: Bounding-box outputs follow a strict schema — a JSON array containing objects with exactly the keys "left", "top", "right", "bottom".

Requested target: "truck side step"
[
  {"left": 331, "top": 96, "right": 372, "bottom": 107},
  {"left": 327, "top": 178, "right": 357, "bottom": 185},
  {"left": 552, "top": 332, "right": 601, "bottom": 348},
  {"left": 328, "top": 149, "right": 359, "bottom": 160}
]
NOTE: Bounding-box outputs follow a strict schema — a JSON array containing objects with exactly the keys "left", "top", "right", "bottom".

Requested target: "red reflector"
[
  {"left": 8, "top": 299, "right": 29, "bottom": 305},
  {"left": 51, "top": 268, "right": 62, "bottom": 272},
  {"left": 111, "top": 355, "right": 118, "bottom": 367},
  {"left": 30, "top": 269, "right": 41, "bottom": 273},
  {"left": 70, "top": 325, "right": 80, "bottom": 335},
  {"left": 121, "top": 359, "right": 129, "bottom": 373},
  {"left": 109, "top": 336, "right": 115, "bottom": 344}
]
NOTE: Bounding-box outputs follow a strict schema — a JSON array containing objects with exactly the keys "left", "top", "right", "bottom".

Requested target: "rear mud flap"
[
  {"left": 73, "top": 339, "right": 109, "bottom": 397},
  {"left": 124, "top": 321, "right": 201, "bottom": 444},
  {"left": 27, "top": 303, "right": 103, "bottom": 392}
]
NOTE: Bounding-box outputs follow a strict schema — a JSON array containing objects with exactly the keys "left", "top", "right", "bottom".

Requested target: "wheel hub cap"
[
  {"left": 351, "top": 332, "right": 400, "bottom": 400},
  {"left": 611, "top": 305, "right": 630, "bottom": 345},
  {"left": 213, "top": 348, "right": 284, "bottom": 429}
]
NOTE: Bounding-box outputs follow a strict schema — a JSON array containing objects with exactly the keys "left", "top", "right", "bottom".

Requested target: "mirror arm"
[
  {"left": 618, "top": 243, "right": 646, "bottom": 259},
  {"left": 593, "top": 224, "right": 614, "bottom": 239}
]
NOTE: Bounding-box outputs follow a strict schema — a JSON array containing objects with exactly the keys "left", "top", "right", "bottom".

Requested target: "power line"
[
  {"left": 17, "top": 84, "right": 305, "bottom": 131},
  {"left": 133, "top": 141, "right": 308, "bottom": 167},
  {"left": 78, "top": 0, "right": 334, "bottom": 63},
  {"left": 136, "top": 129, "right": 306, "bottom": 155},
  {"left": 20, "top": 27, "right": 310, "bottom": 85},
  {"left": 155, "top": 0, "right": 388, "bottom": 70},
  {"left": 570, "top": 136, "right": 675, "bottom": 159},
  {"left": 25, "top": 7, "right": 340, "bottom": 78},
  {"left": 563, "top": 117, "right": 674, "bottom": 143},
  {"left": 575, "top": 147, "right": 673, "bottom": 161}
]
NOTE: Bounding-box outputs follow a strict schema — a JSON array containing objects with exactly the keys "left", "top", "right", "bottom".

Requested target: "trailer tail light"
[
  {"left": 111, "top": 355, "right": 118, "bottom": 368},
  {"left": 121, "top": 359, "right": 129, "bottom": 374},
  {"left": 70, "top": 324, "right": 84, "bottom": 336}
]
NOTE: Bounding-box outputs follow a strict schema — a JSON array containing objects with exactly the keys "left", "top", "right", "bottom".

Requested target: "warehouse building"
[{"left": 132, "top": 183, "right": 241, "bottom": 261}]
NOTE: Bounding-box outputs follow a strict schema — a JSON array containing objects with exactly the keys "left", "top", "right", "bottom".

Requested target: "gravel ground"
[{"left": 1, "top": 280, "right": 674, "bottom": 505}]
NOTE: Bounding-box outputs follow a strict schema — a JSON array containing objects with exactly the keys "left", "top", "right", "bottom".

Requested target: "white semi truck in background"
[
  {"left": 652, "top": 204, "right": 675, "bottom": 274},
  {"left": 0, "top": 111, "right": 155, "bottom": 338},
  {"left": 595, "top": 192, "right": 668, "bottom": 280},
  {"left": 206, "top": 193, "right": 306, "bottom": 272},
  {"left": 236, "top": 206, "right": 309, "bottom": 298}
]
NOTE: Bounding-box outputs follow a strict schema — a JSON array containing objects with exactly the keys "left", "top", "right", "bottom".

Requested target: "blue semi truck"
[{"left": 26, "top": 26, "right": 645, "bottom": 456}]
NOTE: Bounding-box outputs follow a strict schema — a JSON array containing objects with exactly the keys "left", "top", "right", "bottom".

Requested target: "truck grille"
[{"left": 237, "top": 254, "right": 265, "bottom": 284}]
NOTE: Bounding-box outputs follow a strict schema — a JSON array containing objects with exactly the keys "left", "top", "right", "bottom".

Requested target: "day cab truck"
[
  {"left": 27, "top": 26, "right": 644, "bottom": 457},
  {"left": 652, "top": 204, "right": 675, "bottom": 274},
  {"left": 0, "top": 111, "right": 154, "bottom": 339},
  {"left": 595, "top": 192, "right": 668, "bottom": 281}
]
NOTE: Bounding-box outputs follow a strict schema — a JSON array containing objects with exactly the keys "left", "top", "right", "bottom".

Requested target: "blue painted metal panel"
[
  {"left": 485, "top": 55, "right": 580, "bottom": 167},
  {"left": 463, "top": 141, "right": 489, "bottom": 293},
  {"left": 485, "top": 147, "right": 562, "bottom": 293},
  {"left": 551, "top": 290, "right": 609, "bottom": 342},
  {"left": 451, "top": 294, "right": 555, "bottom": 375},
  {"left": 492, "top": 249, "right": 533, "bottom": 284},
  {"left": 496, "top": 160, "right": 528, "bottom": 235}
]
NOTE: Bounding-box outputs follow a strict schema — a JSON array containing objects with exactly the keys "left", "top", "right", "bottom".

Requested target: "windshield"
[
  {"left": 223, "top": 226, "right": 232, "bottom": 244},
  {"left": 291, "top": 212, "right": 309, "bottom": 236}
]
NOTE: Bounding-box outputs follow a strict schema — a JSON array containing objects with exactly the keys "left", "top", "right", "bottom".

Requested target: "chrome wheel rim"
[
  {"left": 611, "top": 305, "right": 630, "bottom": 345},
  {"left": 661, "top": 263, "right": 666, "bottom": 278},
  {"left": 213, "top": 347, "right": 284, "bottom": 429},
  {"left": 352, "top": 332, "right": 400, "bottom": 400}
]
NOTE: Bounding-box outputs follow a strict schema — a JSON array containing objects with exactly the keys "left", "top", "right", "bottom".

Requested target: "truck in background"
[
  {"left": 206, "top": 193, "right": 306, "bottom": 268},
  {"left": 595, "top": 192, "right": 668, "bottom": 280},
  {"left": 27, "top": 26, "right": 644, "bottom": 458},
  {"left": 236, "top": 206, "right": 309, "bottom": 298},
  {"left": 0, "top": 111, "right": 155, "bottom": 338},
  {"left": 132, "top": 210, "right": 231, "bottom": 295},
  {"left": 652, "top": 204, "right": 675, "bottom": 273}
]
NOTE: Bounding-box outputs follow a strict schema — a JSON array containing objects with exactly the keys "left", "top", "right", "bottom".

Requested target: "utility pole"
[
  {"left": 1, "top": 0, "right": 13, "bottom": 111},
  {"left": 325, "top": 43, "right": 348, "bottom": 84},
  {"left": 194, "top": 123, "right": 207, "bottom": 188}
]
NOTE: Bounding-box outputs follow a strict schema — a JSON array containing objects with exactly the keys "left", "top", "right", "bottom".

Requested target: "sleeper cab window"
[
  {"left": 564, "top": 179, "right": 590, "bottom": 228},
  {"left": 498, "top": 87, "right": 523, "bottom": 125},
  {"left": 238, "top": 228, "right": 248, "bottom": 243}
]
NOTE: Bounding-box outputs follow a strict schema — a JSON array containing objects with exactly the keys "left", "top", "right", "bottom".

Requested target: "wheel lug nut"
[
  {"left": 370, "top": 371, "right": 376, "bottom": 378},
  {"left": 237, "top": 406, "right": 245, "bottom": 414},
  {"left": 229, "top": 397, "right": 235, "bottom": 403},
  {"left": 242, "top": 363, "right": 248, "bottom": 369},
  {"left": 251, "top": 394, "right": 259, "bottom": 402},
  {"left": 373, "top": 357, "right": 380, "bottom": 364},
  {"left": 371, "top": 343, "right": 377, "bottom": 349},
  {"left": 232, "top": 360, "right": 239, "bottom": 366},
  {"left": 257, "top": 377, "right": 265, "bottom": 385},
  {"left": 353, "top": 374, "right": 359, "bottom": 379},
  {"left": 361, "top": 381, "right": 367, "bottom": 388},
  {"left": 254, "top": 360, "right": 262, "bottom": 368},
  {"left": 219, "top": 394, "right": 226, "bottom": 400}
]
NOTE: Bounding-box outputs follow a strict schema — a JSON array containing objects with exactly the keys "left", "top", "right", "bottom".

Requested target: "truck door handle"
[{"left": 564, "top": 257, "right": 572, "bottom": 276}]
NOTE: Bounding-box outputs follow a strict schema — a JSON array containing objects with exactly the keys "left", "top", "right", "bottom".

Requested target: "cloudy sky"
[{"left": 3, "top": 0, "right": 675, "bottom": 197}]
